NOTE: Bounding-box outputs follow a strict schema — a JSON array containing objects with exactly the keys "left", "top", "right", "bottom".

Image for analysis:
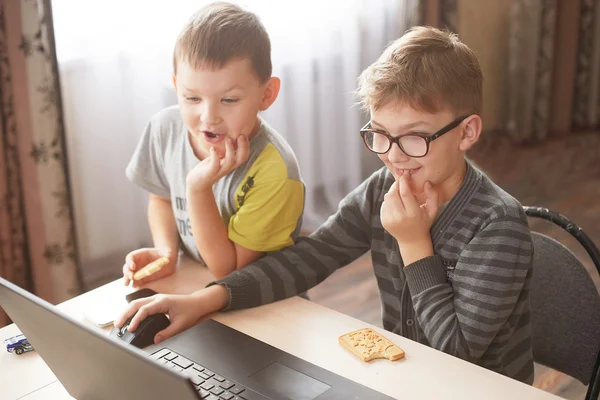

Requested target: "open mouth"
[
  {"left": 395, "top": 167, "right": 421, "bottom": 176},
  {"left": 202, "top": 131, "right": 226, "bottom": 143}
]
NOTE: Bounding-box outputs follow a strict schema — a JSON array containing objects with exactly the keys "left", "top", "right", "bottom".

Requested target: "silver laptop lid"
[{"left": 0, "top": 277, "right": 199, "bottom": 400}]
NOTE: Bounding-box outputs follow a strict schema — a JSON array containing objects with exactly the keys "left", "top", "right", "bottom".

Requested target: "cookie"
[
  {"left": 339, "top": 327, "right": 405, "bottom": 362},
  {"left": 132, "top": 257, "right": 169, "bottom": 280}
]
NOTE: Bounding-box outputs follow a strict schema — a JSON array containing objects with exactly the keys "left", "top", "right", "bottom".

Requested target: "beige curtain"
[
  {"left": 423, "top": 0, "right": 600, "bottom": 143},
  {"left": 0, "top": 0, "right": 81, "bottom": 327},
  {"left": 508, "top": 0, "right": 600, "bottom": 143},
  {"left": 507, "top": 0, "right": 557, "bottom": 143},
  {"left": 572, "top": 0, "right": 600, "bottom": 131},
  {"left": 422, "top": 0, "right": 458, "bottom": 32}
]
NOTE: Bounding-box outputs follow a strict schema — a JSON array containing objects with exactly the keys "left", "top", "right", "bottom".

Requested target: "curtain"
[
  {"left": 572, "top": 0, "right": 600, "bottom": 131},
  {"left": 507, "top": 0, "right": 558, "bottom": 143},
  {"left": 439, "top": 0, "right": 458, "bottom": 32},
  {"left": 51, "top": 0, "right": 422, "bottom": 284},
  {"left": 422, "top": 0, "right": 600, "bottom": 143},
  {"left": 0, "top": 0, "right": 81, "bottom": 327},
  {"left": 508, "top": 0, "right": 600, "bottom": 143},
  {"left": 422, "top": 0, "right": 458, "bottom": 32}
]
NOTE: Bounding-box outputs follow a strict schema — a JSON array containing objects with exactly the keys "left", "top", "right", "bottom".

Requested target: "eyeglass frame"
[{"left": 359, "top": 115, "right": 470, "bottom": 158}]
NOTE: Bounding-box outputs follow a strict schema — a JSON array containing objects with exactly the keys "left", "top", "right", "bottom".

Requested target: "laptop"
[{"left": 0, "top": 277, "right": 394, "bottom": 400}]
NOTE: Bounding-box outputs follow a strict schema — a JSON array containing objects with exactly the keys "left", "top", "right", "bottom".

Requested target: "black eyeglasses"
[{"left": 359, "top": 115, "right": 469, "bottom": 157}]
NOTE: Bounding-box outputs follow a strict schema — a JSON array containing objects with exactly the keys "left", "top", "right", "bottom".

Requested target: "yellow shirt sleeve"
[{"left": 227, "top": 143, "right": 304, "bottom": 252}]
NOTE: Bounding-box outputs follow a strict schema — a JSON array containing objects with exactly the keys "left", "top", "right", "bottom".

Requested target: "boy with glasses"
[{"left": 116, "top": 26, "right": 534, "bottom": 384}]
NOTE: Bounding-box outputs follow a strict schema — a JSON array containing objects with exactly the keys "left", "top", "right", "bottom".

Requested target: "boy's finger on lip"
[{"left": 399, "top": 179, "right": 411, "bottom": 195}]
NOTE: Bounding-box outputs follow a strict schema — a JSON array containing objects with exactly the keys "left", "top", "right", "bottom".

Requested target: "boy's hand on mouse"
[
  {"left": 186, "top": 136, "right": 250, "bottom": 193},
  {"left": 113, "top": 285, "right": 229, "bottom": 344},
  {"left": 122, "top": 248, "right": 177, "bottom": 287},
  {"left": 380, "top": 173, "right": 439, "bottom": 247}
]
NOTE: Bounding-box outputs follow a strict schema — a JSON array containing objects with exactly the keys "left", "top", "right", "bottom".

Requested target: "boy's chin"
[{"left": 393, "top": 174, "right": 424, "bottom": 195}]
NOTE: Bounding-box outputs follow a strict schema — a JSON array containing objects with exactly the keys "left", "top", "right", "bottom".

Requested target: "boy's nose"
[
  {"left": 199, "top": 105, "right": 221, "bottom": 125},
  {"left": 387, "top": 142, "right": 410, "bottom": 163}
]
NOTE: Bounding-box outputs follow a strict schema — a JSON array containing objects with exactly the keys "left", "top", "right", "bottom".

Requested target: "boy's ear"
[
  {"left": 172, "top": 73, "right": 178, "bottom": 92},
  {"left": 259, "top": 77, "right": 281, "bottom": 111},
  {"left": 458, "top": 114, "right": 482, "bottom": 151}
]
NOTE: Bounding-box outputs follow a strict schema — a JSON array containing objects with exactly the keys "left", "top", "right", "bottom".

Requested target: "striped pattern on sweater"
[{"left": 211, "top": 161, "right": 534, "bottom": 383}]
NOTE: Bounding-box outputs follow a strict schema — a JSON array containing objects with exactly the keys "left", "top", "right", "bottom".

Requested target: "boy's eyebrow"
[
  {"left": 371, "top": 119, "right": 429, "bottom": 132},
  {"left": 182, "top": 85, "right": 244, "bottom": 94},
  {"left": 182, "top": 87, "right": 199, "bottom": 93},
  {"left": 223, "top": 84, "right": 244, "bottom": 93}
]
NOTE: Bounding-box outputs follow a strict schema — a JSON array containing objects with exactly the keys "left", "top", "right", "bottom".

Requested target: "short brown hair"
[
  {"left": 356, "top": 26, "right": 483, "bottom": 116},
  {"left": 173, "top": 2, "right": 272, "bottom": 82}
]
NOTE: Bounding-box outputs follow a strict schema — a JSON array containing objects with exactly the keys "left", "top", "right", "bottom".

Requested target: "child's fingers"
[
  {"left": 386, "top": 181, "right": 399, "bottom": 195},
  {"left": 131, "top": 262, "right": 172, "bottom": 286},
  {"left": 126, "top": 247, "right": 158, "bottom": 270},
  {"left": 154, "top": 318, "right": 187, "bottom": 344},
  {"left": 235, "top": 136, "right": 250, "bottom": 166},
  {"left": 127, "top": 296, "right": 170, "bottom": 332},
  {"left": 384, "top": 180, "right": 404, "bottom": 210},
  {"left": 123, "top": 251, "right": 142, "bottom": 286},
  {"left": 208, "top": 147, "right": 221, "bottom": 171},
  {"left": 220, "top": 138, "right": 236, "bottom": 172},
  {"left": 124, "top": 248, "right": 159, "bottom": 286},
  {"left": 122, "top": 263, "right": 134, "bottom": 286},
  {"left": 113, "top": 296, "right": 154, "bottom": 328},
  {"left": 125, "top": 254, "right": 137, "bottom": 272},
  {"left": 424, "top": 181, "right": 440, "bottom": 220},
  {"left": 399, "top": 173, "right": 419, "bottom": 213}
]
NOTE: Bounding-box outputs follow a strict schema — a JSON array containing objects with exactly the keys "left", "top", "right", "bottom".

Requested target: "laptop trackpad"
[{"left": 248, "top": 362, "right": 331, "bottom": 400}]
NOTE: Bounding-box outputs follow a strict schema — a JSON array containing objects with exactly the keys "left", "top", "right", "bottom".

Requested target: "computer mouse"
[{"left": 109, "top": 313, "right": 170, "bottom": 349}]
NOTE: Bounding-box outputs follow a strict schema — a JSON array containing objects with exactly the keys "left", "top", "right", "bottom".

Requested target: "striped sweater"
[{"left": 211, "top": 161, "right": 534, "bottom": 383}]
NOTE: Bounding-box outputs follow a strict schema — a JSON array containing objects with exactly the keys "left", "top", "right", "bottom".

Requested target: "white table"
[{"left": 0, "top": 258, "right": 561, "bottom": 399}]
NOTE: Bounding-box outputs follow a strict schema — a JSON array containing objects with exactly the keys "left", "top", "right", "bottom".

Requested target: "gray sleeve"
[
  {"left": 125, "top": 120, "right": 170, "bottom": 198},
  {"left": 404, "top": 217, "right": 533, "bottom": 362},
  {"left": 207, "top": 169, "right": 387, "bottom": 310}
]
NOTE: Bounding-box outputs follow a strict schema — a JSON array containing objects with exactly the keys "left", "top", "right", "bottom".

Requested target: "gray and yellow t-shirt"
[{"left": 126, "top": 105, "right": 305, "bottom": 263}]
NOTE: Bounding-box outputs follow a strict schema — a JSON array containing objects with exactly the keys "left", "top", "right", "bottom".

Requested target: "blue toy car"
[{"left": 4, "top": 334, "right": 34, "bottom": 355}]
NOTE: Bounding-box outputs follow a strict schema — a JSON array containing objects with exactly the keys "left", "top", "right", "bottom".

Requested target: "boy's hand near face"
[
  {"left": 381, "top": 173, "right": 439, "bottom": 265},
  {"left": 184, "top": 134, "right": 262, "bottom": 279},
  {"left": 186, "top": 136, "right": 250, "bottom": 193}
]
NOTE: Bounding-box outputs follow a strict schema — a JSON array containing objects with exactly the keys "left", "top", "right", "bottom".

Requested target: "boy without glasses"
[
  {"left": 117, "top": 26, "right": 534, "bottom": 384},
  {"left": 122, "top": 2, "right": 305, "bottom": 285}
]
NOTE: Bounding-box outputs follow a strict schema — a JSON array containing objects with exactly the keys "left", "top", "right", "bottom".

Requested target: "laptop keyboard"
[{"left": 150, "top": 348, "right": 256, "bottom": 400}]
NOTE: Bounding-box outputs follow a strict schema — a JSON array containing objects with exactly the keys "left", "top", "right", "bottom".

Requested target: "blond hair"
[
  {"left": 173, "top": 2, "right": 271, "bottom": 82},
  {"left": 356, "top": 26, "right": 483, "bottom": 116}
]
